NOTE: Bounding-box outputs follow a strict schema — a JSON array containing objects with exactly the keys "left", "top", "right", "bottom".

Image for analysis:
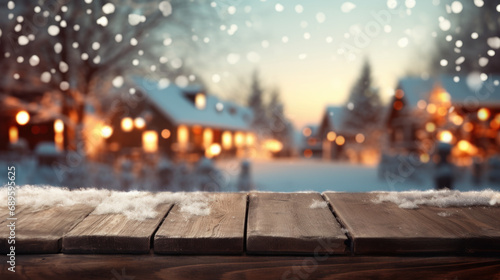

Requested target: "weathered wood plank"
[
  {"left": 0, "top": 205, "right": 95, "bottom": 254},
  {"left": 324, "top": 192, "right": 500, "bottom": 255},
  {"left": 62, "top": 203, "right": 172, "bottom": 254},
  {"left": 154, "top": 193, "right": 247, "bottom": 254},
  {"left": 246, "top": 192, "right": 347, "bottom": 254},
  {"left": 3, "top": 254, "right": 500, "bottom": 280}
]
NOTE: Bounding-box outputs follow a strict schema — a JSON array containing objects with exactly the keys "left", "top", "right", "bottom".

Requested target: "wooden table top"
[{"left": 1, "top": 191, "right": 500, "bottom": 279}]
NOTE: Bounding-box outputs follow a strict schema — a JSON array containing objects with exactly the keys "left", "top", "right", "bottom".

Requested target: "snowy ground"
[
  {"left": 1, "top": 155, "right": 499, "bottom": 193},
  {"left": 216, "top": 158, "right": 500, "bottom": 193}
]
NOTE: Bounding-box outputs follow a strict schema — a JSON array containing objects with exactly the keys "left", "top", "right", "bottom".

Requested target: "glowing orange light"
[
  {"left": 222, "top": 131, "right": 232, "bottom": 150},
  {"left": 438, "top": 130, "right": 453, "bottom": 143},
  {"left": 54, "top": 119, "right": 64, "bottom": 151},
  {"left": 420, "top": 153, "right": 430, "bottom": 163},
  {"left": 177, "top": 125, "right": 189, "bottom": 145},
  {"left": 101, "top": 125, "right": 113, "bottom": 138},
  {"left": 450, "top": 115, "right": 463, "bottom": 126},
  {"left": 463, "top": 122, "right": 474, "bottom": 132},
  {"left": 302, "top": 127, "right": 312, "bottom": 137},
  {"left": 457, "top": 140, "right": 478, "bottom": 155},
  {"left": 134, "top": 117, "right": 145, "bottom": 129},
  {"left": 205, "top": 143, "right": 221, "bottom": 158},
  {"left": 477, "top": 108, "right": 490, "bottom": 121},
  {"left": 457, "top": 140, "right": 471, "bottom": 152},
  {"left": 203, "top": 128, "right": 213, "bottom": 147},
  {"left": 327, "top": 131, "right": 337, "bottom": 142},
  {"left": 234, "top": 131, "right": 244, "bottom": 148},
  {"left": 195, "top": 93, "right": 206, "bottom": 110},
  {"left": 438, "top": 107, "right": 448, "bottom": 116},
  {"left": 264, "top": 139, "right": 283, "bottom": 153},
  {"left": 425, "top": 122, "right": 436, "bottom": 133},
  {"left": 121, "top": 117, "right": 134, "bottom": 132},
  {"left": 9, "top": 126, "right": 18, "bottom": 144},
  {"left": 437, "top": 91, "right": 450, "bottom": 103},
  {"left": 355, "top": 133, "right": 365, "bottom": 144},
  {"left": 427, "top": 104, "right": 437, "bottom": 114},
  {"left": 246, "top": 133, "right": 256, "bottom": 146},
  {"left": 335, "top": 135, "right": 345, "bottom": 146},
  {"left": 161, "top": 129, "right": 171, "bottom": 139},
  {"left": 142, "top": 130, "right": 158, "bottom": 153},
  {"left": 393, "top": 100, "right": 403, "bottom": 111},
  {"left": 192, "top": 125, "right": 203, "bottom": 134},
  {"left": 54, "top": 119, "right": 64, "bottom": 133},
  {"left": 55, "top": 133, "right": 64, "bottom": 151},
  {"left": 16, "top": 110, "right": 30, "bottom": 125}
]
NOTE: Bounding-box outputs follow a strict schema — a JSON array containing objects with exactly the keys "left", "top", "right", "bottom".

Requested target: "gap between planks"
[{"left": 321, "top": 192, "right": 354, "bottom": 255}]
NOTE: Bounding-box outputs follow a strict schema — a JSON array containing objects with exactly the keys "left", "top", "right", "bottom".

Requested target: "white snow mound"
[
  {"left": 309, "top": 199, "right": 328, "bottom": 209},
  {"left": 1, "top": 185, "right": 212, "bottom": 221},
  {"left": 372, "top": 189, "right": 500, "bottom": 209}
]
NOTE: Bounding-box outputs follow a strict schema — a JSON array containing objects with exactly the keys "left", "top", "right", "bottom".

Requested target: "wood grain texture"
[
  {"left": 324, "top": 192, "right": 500, "bottom": 255},
  {"left": 247, "top": 192, "right": 347, "bottom": 254},
  {"left": 62, "top": 203, "right": 172, "bottom": 254},
  {"left": 2, "top": 254, "right": 500, "bottom": 280},
  {"left": 0, "top": 205, "right": 95, "bottom": 254},
  {"left": 154, "top": 193, "right": 247, "bottom": 254}
]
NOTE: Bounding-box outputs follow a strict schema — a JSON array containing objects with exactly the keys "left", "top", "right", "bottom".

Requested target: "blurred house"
[
  {"left": 299, "top": 124, "right": 322, "bottom": 158},
  {"left": 318, "top": 106, "right": 349, "bottom": 160},
  {"left": 0, "top": 89, "right": 67, "bottom": 152},
  {"left": 105, "top": 78, "right": 255, "bottom": 161},
  {"left": 386, "top": 75, "right": 500, "bottom": 164}
]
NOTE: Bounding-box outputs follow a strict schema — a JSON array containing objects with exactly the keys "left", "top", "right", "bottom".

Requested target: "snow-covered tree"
[
  {"left": 268, "top": 89, "right": 293, "bottom": 155},
  {"left": 0, "top": 0, "right": 220, "bottom": 151},
  {"left": 342, "top": 59, "right": 382, "bottom": 133},
  {"left": 431, "top": 0, "right": 500, "bottom": 75},
  {"left": 247, "top": 70, "right": 269, "bottom": 135}
]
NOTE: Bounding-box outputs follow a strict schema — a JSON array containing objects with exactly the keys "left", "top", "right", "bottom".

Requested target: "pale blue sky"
[{"left": 200, "top": 0, "right": 447, "bottom": 128}]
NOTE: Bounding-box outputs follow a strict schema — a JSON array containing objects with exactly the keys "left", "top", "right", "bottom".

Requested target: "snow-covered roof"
[
  {"left": 134, "top": 77, "right": 252, "bottom": 131},
  {"left": 439, "top": 75, "right": 500, "bottom": 107},
  {"left": 397, "top": 77, "right": 435, "bottom": 109},
  {"left": 396, "top": 75, "right": 500, "bottom": 110}
]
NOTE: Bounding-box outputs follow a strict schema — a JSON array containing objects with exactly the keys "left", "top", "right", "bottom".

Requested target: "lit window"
[
  {"left": 54, "top": 119, "right": 64, "bottom": 133},
  {"left": 142, "top": 130, "right": 158, "bottom": 153},
  {"left": 327, "top": 131, "right": 336, "bottom": 142},
  {"left": 16, "top": 110, "right": 30, "bottom": 125},
  {"left": 178, "top": 125, "right": 189, "bottom": 144},
  {"left": 134, "top": 117, "right": 145, "bottom": 129},
  {"left": 234, "top": 132, "right": 244, "bottom": 148},
  {"left": 203, "top": 128, "right": 213, "bottom": 147},
  {"left": 335, "top": 135, "right": 345, "bottom": 146},
  {"left": 161, "top": 129, "right": 171, "bottom": 139},
  {"left": 101, "top": 125, "right": 113, "bottom": 138},
  {"left": 477, "top": 108, "right": 490, "bottom": 121},
  {"left": 222, "top": 131, "right": 232, "bottom": 150},
  {"left": 195, "top": 93, "right": 206, "bottom": 110},
  {"left": 9, "top": 126, "right": 18, "bottom": 144},
  {"left": 121, "top": 117, "right": 133, "bottom": 132}
]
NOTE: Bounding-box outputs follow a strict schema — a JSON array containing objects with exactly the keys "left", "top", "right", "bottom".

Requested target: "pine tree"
[
  {"left": 342, "top": 60, "right": 382, "bottom": 133},
  {"left": 268, "top": 89, "right": 293, "bottom": 154},
  {"left": 247, "top": 70, "right": 269, "bottom": 135}
]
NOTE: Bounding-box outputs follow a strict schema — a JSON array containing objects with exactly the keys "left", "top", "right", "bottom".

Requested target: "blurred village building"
[
  {"left": 385, "top": 74, "right": 500, "bottom": 166},
  {"left": 0, "top": 76, "right": 260, "bottom": 163},
  {"left": 0, "top": 79, "right": 67, "bottom": 152},
  {"left": 300, "top": 106, "right": 375, "bottom": 163},
  {"left": 104, "top": 78, "right": 255, "bottom": 162}
]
